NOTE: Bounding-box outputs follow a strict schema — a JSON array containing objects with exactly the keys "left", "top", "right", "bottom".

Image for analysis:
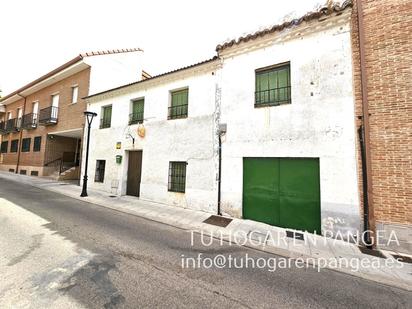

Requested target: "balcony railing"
[
  {"left": 129, "top": 112, "right": 144, "bottom": 125},
  {"left": 0, "top": 121, "right": 6, "bottom": 135},
  {"left": 21, "top": 113, "right": 38, "bottom": 129},
  {"left": 99, "top": 118, "right": 111, "bottom": 129},
  {"left": 39, "top": 106, "right": 58, "bottom": 125},
  {"left": 168, "top": 104, "right": 188, "bottom": 120},
  {"left": 255, "top": 86, "right": 291, "bottom": 107},
  {"left": 5, "top": 118, "right": 20, "bottom": 133}
]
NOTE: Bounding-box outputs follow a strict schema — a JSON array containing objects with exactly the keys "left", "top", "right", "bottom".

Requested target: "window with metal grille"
[
  {"left": 100, "top": 105, "right": 112, "bottom": 129},
  {"left": 95, "top": 160, "right": 106, "bottom": 183},
  {"left": 129, "top": 99, "right": 144, "bottom": 125},
  {"left": 255, "top": 63, "right": 291, "bottom": 107},
  {"left": 22, "top": 138, "right": 31, "bottom": 152},
  {"left": 168, "top": 89, "right": 188, "bottom": 119},
  {"left": 1, "top": 141, "right": 8, "bottom": 153},
  {"left": 168, "top": 161, "right": 187, "bottom": 193},
  {"left": 10, "top": 139, "right": 19, "bottom": 153},
  {"left": 33, "top": 136, "right": 42, "bottom": 152}
]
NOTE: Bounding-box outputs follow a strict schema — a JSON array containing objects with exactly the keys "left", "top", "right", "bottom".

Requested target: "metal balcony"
[
  {"left": 39, "top": 106, "right": 58, "bottom": 125},
  {"left": 4, "top": 118, "right": 20, "bottom": 133},
  {"left": 21, "top": 113, "right": 38, "bottom": 129},
  {"left": 0, "top": 121, "right": 6, "bottom": 135}
]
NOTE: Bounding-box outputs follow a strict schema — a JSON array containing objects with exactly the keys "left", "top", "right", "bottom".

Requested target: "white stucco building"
[
  {"left": 83, "top": 59, "right": 220, "bottom": 213},
  {"left": 83, "top": 3, "right": 360, "bottom": 236}
]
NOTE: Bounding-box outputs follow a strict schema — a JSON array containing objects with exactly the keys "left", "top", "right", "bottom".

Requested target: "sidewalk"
[{"left": 0, "top": 171, "right": 411, "bottom": 291}]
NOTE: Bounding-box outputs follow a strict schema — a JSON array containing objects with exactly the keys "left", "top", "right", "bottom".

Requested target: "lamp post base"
[{"left": 80, "top": 175, "right": 88, "bottom": 197}]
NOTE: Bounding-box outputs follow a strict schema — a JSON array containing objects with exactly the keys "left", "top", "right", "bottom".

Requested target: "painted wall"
[
  {"left": 218, "top": 12, "right": 361, "bottom": 236},
  {"left": 85, "top": 52, "right": 144, "bottom": 96},
  {"left": 83, "top": 63, "right": 219, "bottom": 213}
]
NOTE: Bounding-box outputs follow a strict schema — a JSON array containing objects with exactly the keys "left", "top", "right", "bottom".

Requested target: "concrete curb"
[{"left": 1, "top": 171, "right": 411, "bottom": 291}]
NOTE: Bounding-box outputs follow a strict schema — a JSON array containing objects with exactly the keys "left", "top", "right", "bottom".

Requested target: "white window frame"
[{"left": 71, "top": 85, "right": 79, "bottom": 104}]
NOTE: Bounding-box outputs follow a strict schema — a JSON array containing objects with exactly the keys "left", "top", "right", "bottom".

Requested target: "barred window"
[
  {"left": 95, "top": 160, "right": 106, "bottom": 183},
  {"left": 10, "top": 139, "right": 19, "bottom": 153},
  {"left": 168, "top": 89, "right": 188, "bottom": 120},
  {"left": 168, "top": 161, "right": 187, "bottom": 193},
  {"left": 129, "top": 99, "right": 145, "bottom": 125},
  {"left": 33, "top": 136, "right": 42, "bottom": 152},
  {"left": 255, "top": 63, "right": 291, "bottom": 107},
  {"left": 1, "top": 141, "right": 8, "bottom": 153},
  {"left": 100, "top": 105, "right": 112, "bottom": 129},
  {"left": 22, "top": 138, "right": 31, "bottom": 152}
]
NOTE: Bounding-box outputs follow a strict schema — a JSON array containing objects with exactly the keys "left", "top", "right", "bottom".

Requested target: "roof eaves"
[
  {"left": 84, "top": 56, "right": 219, "bottom": 100},
  {"left": 215, "top": 0, "right": 353, "bottom": 52}
]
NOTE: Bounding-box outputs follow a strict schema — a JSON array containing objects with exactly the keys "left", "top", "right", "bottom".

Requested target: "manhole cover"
[{"left": 203, "top": 215, "right": 233, "bottom": 227}]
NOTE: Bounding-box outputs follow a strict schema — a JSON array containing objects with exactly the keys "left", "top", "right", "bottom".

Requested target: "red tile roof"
[{"left": 216, "top": 0, "right": 353, "bottom": 52}]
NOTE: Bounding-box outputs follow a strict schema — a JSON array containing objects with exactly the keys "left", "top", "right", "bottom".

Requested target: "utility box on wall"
[{"left": 116, "top": 155, "right": 122, "bottom": 164}]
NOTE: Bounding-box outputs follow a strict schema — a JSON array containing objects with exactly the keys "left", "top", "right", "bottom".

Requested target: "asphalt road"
[{"left": 0, "top": 178, "right": 411, "bottom": 308}]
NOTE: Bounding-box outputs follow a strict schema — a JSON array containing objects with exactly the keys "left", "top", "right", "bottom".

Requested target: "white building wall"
[
  {"left": 218, "top": 13, "right": 361, "bottom": 235},
  {"left": 83, "top": 64, "right": 219, "bottom": 213},
  {"left": 85, "top": 51, "right": 144, "bottom": 96}
]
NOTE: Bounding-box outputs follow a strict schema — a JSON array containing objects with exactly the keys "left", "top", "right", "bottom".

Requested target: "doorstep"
[{"left": 0, "top": 170, "right": 411, "bottom": 291}]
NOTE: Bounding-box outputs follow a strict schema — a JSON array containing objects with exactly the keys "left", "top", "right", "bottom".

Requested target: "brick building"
[
  {"left": 351, "top": 0, "right": 411, "bottom": 253},
  {"left": 0, "top": 49, "right": 144, "bottom": 179}
]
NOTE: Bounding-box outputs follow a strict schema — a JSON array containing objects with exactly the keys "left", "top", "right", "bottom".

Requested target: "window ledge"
[{"left": 254, "top": 101, "right": 291, "bottom": 108}]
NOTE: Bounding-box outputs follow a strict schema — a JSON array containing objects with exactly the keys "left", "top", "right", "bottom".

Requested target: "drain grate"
[
  {"left": 391, "top": 254, "right": 412, "bottom": 264},
  {"left": 203, "top": 215, "right": 233, "bottom": 227},
  {"left": 286, "top": 230, "right": 305, "bottom": 241},
  {"left": 358, "top": 246, "right": 387, "bottom": 258}
]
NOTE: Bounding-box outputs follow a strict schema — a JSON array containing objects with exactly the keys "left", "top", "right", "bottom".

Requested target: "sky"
[{"left": 0, "top": 0, "right": 331, "bottom": 96}]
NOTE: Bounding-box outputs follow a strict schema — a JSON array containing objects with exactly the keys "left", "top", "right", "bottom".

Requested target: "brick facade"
[
  {"left": 351, "top": 0, "right": 412, "bottom": 251},
  {"left": 0, "top": 68, "right": 90, "bottom": 176}
]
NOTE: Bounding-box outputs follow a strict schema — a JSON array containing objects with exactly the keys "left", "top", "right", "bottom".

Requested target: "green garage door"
[{"left": 243, "top": 158, "right": 321, "bottom": 233}]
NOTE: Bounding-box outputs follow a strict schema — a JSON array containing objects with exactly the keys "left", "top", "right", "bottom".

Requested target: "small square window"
[
  {"left": 71, "top": 86, "right": 79, "bottom": 104},
  {"left": 95, "top": 160, "right": 106, "bottom": 182},
  {"left": 168, "top": 89, "right": 188, "bottom": 120},
  {"left": 1, "top": 141, "right": 8, "bottom": 153},
  {"left": 168, "top": 161, "right": 187, "bottom": 193},
  {"left": 129, "top": 99, "right": 145, "bottom": 125},
  {"left": 100, "top": 105, "right": 112, "bottom": 129},
  {"left": 22, "top": 138, "right": 31, "bottom": 152},
  {"left": 255, "top": 63, "right": 291, "bottom": 107},
  {"left": 33, "top": 136, "right": 42, "bottom": 152},
  {"left": 10, "top": 139, "right": 19, "bottom": 153}
]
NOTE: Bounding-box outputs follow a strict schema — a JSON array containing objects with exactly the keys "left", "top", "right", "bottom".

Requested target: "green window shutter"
[
  {"left": 0, "top": 141, "right": 8, "bottom": 153},
  {"left": 170, "top": 89, "right": 188, "bottom": 119},
  {"left": 132, "top": 99, "right": 144, "bottom": 123},
  {"left": 101, "top": 105, "right": 112, "bottom": 128},
  {"left": 255, "top": 63, "right": 291, "bottom": 106}
]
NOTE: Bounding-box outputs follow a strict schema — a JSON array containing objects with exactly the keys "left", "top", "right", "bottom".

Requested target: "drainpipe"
[
  {"left": 356, "top": 0, "right": 374, "bottom": 247},
  {"left": 15, "top": 94, "right": 27, "bottom": 174},
  {"left": 217, "top": 124, "right": 226, "bottom": 216}
]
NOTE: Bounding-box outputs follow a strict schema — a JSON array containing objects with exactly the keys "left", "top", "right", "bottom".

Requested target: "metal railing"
[
  {"left": 99, "top": 118, "right": 111, "bottom": 129},
  {"left": 128, "top": 112, "right": 144, "bottom": 125},
  {"left": 5, "top": 118, "right": 19, "bottom": 132},
  {"left": 168, "top": 104, "right": 188, "bottom": 120},
  {"left": 39, "top": 106, "right": 58, "bottom": 124},
  {"left": 22, "top": 113, "right": 38, "bottom": 129},
  {"left": 255, "top": 86, "right": 291, "bottom": 106}
]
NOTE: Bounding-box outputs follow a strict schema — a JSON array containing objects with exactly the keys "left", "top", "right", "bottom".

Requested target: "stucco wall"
[
  {"left": 83, "top": 64, "right": 219, "bottom": 213},
  {"left": 218, "top": 13, "right": 361, "bottom": 236}
]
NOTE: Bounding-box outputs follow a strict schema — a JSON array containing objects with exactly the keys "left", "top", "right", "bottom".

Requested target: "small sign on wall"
[{"left": 116, "top": 142, "right": 121, "bottom": 149}]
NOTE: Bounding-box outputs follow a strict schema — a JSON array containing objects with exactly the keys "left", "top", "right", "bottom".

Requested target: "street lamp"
[{"left": 80, "top": 111, "right": 98, "bottom": 197}]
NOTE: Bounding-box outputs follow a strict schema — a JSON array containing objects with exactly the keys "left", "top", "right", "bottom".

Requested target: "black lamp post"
[{"left": 80, "top": 111, "right": 97, "bottom": 197}]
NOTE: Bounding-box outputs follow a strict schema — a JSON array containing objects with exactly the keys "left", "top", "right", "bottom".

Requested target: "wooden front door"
[{"left": 127, "top": 151, "right": 143, "bottom": 197}]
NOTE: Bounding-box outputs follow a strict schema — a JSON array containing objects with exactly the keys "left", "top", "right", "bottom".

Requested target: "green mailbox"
[{"left": 116, "top": 155, "right": 122, "bottom": 164}]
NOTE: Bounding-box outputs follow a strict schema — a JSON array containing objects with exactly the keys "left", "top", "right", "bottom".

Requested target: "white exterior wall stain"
[
  {"left": 219, "top": 14, "right": 361, "bottom": 236},
  {"left": 82, "top": 67, "right": 219, "bottom": 213}
]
